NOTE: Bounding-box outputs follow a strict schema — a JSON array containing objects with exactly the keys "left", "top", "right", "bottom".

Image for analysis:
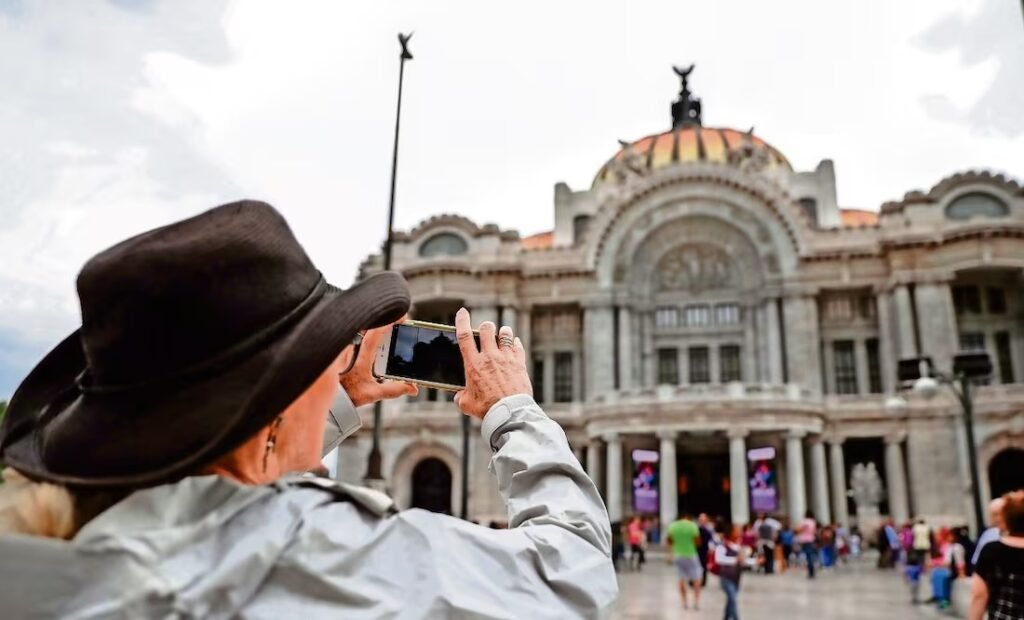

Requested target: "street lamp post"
[
  {"left": 896, "top": 353, "right": 990, "bottom": 534},
  {"left": 461, "top": 414, "right": 470, "bottom": 519},
  {"left": 365, "top": 33, "right": 414, "bottom": 485}
]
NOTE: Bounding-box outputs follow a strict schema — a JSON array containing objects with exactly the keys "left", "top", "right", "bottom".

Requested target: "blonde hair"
[{"left": 0, "top": 469, "right": 76, "bottom": 538}]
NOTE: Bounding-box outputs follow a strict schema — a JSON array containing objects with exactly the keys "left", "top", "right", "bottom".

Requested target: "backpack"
[
  {"left": 757, "top": 523, "right": 774, "bottom": 540},
  {"left": 707, "top": 548, "right": 720, "bottom": 575}
]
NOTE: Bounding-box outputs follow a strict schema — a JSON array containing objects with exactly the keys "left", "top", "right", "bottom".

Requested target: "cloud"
[
  {"left": 915, "top": 0, "right": 1024, "bottom": 137},
  {"left": 1, "top": 0, "right": 1021, "bottom": 400},
  {"left": 0, "top": 0, "right": 238, "bottom": 396}
]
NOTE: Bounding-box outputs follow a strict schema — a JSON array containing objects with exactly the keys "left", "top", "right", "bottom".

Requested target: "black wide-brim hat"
[{"left": 0, "top": 200, "right": 410, "bottom": 488}]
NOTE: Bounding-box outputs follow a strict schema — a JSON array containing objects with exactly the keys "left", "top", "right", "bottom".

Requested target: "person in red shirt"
[{"left": 628, "top": 515, "right": 648, "bottom": 570}]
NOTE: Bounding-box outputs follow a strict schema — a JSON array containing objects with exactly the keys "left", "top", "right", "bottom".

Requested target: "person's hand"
[
  {"left": 453, "top": 307, "right": 532, "bottom": 418},
  {"left": 340, "top": 320, "right": 418, "bottom": 408}
]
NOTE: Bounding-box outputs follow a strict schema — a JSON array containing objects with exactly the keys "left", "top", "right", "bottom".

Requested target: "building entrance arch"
[
  {"left": 989, "top": 448, "right": 1024, "bottom": 499},
  {"left": 411, "top": 457, "right": 453, "bottom": 515}
]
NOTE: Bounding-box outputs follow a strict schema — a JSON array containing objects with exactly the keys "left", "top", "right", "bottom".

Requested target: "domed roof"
[{"left": 592, "top": 126, "right": 792, "bottom": 187}]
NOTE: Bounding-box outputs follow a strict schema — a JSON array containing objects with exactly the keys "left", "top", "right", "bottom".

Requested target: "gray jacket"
[{"left": 0, "top": 395, "right": 617, "bottom": 618}]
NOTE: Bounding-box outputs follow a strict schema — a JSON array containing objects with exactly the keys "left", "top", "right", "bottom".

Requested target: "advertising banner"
[
  {"left": 632, "top": 449, "right": 660, "bottom": 514},
  {"left": 747, "top": 446, "right": 779, "bottom": 513}
]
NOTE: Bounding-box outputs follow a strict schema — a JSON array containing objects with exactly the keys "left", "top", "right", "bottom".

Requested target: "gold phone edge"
[{"left": 378, "top": 373, "right": 464, "bottom": 392}]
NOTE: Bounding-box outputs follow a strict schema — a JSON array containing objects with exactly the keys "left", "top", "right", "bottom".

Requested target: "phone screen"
[{"left": 385, "top": 323, "right": 478, "bottom": 389}]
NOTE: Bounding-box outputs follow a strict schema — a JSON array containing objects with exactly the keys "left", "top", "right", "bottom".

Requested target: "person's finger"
[
  {"left": 497, "top": 325, "right": 514, "bottom": 353},
  {"left": 478, "top": 321, "right": 498, "bottom": 354},
  {"left": 454, "top": 390, "right": 464, "bottom": 409},
  {"left": 376, "top": 380, "right": 418, "bottom": 400},
  {"left": 455, "top": 308, "right": 479, "bottom": 360},
  {"left": 513, "top": 336, "right": 526, "bottom": 365}
]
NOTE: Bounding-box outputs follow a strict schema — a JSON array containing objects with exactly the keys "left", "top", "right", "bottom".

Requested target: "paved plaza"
[{"left": 612, "top": 555, "right": 947, "bottom": 619}]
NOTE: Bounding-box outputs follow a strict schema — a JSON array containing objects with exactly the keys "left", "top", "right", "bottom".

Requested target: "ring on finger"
[{"left": 498, "top": 336, "right": 515, "bottom": 349}]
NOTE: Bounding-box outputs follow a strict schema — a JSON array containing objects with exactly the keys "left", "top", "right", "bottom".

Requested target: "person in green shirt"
[{"left": 667, "top": 512, "right": 704, "bottom": 610}]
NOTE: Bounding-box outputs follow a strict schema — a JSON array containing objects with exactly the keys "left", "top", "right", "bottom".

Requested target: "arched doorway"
[
  {"left": 411, "top": 457, "right": 453, "bottom": 515},
  {"left": 989, "top": 448, "right": 1024, "bottom": 499}
]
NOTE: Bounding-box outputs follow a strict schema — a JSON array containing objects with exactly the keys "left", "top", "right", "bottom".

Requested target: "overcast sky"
[{"left": 0, "top": 0, "right": 1021, "bottom": 398}]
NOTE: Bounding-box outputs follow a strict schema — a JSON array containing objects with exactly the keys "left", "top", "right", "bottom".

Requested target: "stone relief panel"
[
  {"left": 589, "top": 179, "right": 804, "bottom": 287},
  {"left": 655, "top": 244, "right": 734, "bottom": 293},
  {"left": 614, "top": 215, "right": 765, "bottom": 296}
]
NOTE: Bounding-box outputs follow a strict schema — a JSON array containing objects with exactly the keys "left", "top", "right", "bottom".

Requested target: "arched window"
[
  {"left": 945, "top": 192, "right": 1009, "bottom": 220},
  {"left": 419, "top": 233, "right": 469, "bottom": 258}
]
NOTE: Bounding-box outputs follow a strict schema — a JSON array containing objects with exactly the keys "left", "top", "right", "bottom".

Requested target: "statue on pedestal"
[{"left": 849, "top": 462, "right": 884, "bottom": 530}]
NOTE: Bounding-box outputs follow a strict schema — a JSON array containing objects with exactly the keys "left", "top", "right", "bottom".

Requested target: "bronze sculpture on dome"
[{"left": 671, "top": 64, "right": 702, "bottom": 127}]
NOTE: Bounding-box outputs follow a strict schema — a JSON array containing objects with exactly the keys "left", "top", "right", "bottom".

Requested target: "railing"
[{"left": 594, "top": 382, "right": 814, "bottom": 404}]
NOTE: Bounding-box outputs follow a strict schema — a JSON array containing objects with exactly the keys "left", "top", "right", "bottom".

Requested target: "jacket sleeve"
[{"left": 281, "top": 395, "right": 618, "bottom": 619}]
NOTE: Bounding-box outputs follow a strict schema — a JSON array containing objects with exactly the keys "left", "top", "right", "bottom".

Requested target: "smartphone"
[{"left": 373, "top": 320, "right": 480, "bottom": 391}]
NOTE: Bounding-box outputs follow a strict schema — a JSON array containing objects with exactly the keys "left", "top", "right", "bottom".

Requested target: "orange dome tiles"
[
  {"left": 839, "top": 209, "right": 879, "bottom": 227},
  {"left": 593, "top": 126, "right": 792, "bottom": 187},
  {"left": 521, "top": 231, "right": 554, "bottom": 250}
]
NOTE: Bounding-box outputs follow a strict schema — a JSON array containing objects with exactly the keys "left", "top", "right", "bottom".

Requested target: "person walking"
[
  {"left": 627, "top": 515, "right": 647, "bottom": 571},
  {"left": 971, "top": 491, "right": 1024, "bottom": 620},
  {"left": 780, "top": 520, "right": 796, "bottom": 570},
  {"left": 697, "top": 512, "right": 715, "bottom": 586},
  {"left": 753, "top": 512, "right": 781, "bottom": 574},
  {"left": 667, "top": 512, "right": 704, "bottom": 610},
  {"left": 713, "top": 520, "right": 746, "bottom": 620},
  {"left": 797, "top": 510, "right": 819, "bottom": 579}
]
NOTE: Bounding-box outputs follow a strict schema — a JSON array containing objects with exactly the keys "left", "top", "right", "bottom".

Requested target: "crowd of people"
[
  {"left": 871, "top": 492, "right": 1024, "bottom": 618},
  {"left": 614, "top": 496, "right": 1024, "bottom": 619},
  {"left": 610, "top": 509, "right": 864, "bottom": 619}
]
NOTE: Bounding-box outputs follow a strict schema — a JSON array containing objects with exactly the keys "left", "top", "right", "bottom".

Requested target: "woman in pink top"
[
  {"left": 627, "top": 515, "right": 647, "bottom": 571},
  {"left": 796, "top": 510, "right": 819, "bottom": 579}
]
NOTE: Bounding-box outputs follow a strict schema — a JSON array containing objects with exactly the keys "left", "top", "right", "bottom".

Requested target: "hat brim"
[{"left": 0, "top": 272, "right": 409, "bottom": 488}]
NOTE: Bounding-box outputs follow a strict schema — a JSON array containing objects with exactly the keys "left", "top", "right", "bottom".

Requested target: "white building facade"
[{"left": 339, "top": 77, "right": 1024, "bottom": 532}]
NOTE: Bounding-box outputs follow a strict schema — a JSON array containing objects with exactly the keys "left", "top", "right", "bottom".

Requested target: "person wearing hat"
[{"left": 0, "top": 201, "right": 617, "bottom": 618}]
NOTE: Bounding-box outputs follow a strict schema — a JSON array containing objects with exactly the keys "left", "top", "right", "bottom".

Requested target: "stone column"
[
  {"left": 875, "top": 290, "right": 897, "bottom": 394},
  {"left": 854, "top": 340, "right": 870, "bottom": 395},
  {"left": 782, "top": 295, "right": 822, "bottom": 393},
  {"left": 642, "top": 309, "right": 656, "bottom": 388},
  {"left": 659, "top": 431, "right": 678, "bottom": 530},
  {"left": 743, "top": 303, "right": 758, "bottom": 383},
  {"left": 618, "top": 306, "right": 634, "bottom": 390},
  {"left": 809, "top": 438, "right": 832, "bottom": 524},
  {"left": 914, "top": 281, "right": 959, "bottom": 375},
  {"left": 518, "top": 307, "right": 532, "bottom": 360},
  {"left": 786, "top": 431, "right": 807, "bottom": 520},
  {"left": 584, "top": 305, "right": 616, "bottom": 401},
  {"left": 764, "top": 299, "right": 784, "bottom": 383},
  {"left": 469, "top": 305, "right": 499, "bottom": 327},
  {"left": 729, "top": 430, "right": 750, "bottom": 526},
  {"left": 605, "top": 433, "right": 623, "bottom": 522},
  {"left": 502, "top": 306, "right": 517, "bottom": 331},
  {"left": 586, "top": 438, "right": 603, "bottom": 492},
  {"left": 892, "top": 285, "right": 918, "bottom": 360},
  {"left": 885, "top": 436, "right": 910, "bottom": 524},
  {"left": 543, "top": 351, "right": 555, "bottom": 405},
  {"left": 829, "top": 439, "right": 850, "bottom": 527}
]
